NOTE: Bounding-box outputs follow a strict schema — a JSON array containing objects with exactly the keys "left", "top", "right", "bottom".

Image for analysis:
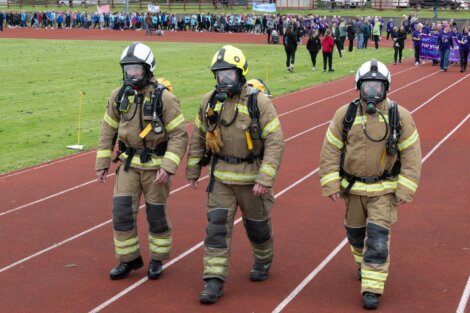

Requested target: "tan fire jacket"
[
  {"left": 319, "top": 99, "right": 421, "bottom": 202},
  {"left": 95, "top": 82, "right": 188, "bottom": 174},
  {"left": 186, "top": 85, "right": 284, "bottom": 187}
]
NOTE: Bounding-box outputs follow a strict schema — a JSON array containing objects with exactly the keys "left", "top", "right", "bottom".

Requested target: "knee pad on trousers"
[
  {"left": 204, "top": 209, "right": 228, "bottom": 249},
  {"left": 244, "top": 218, "right": 271, "bottom": 244},
  {"left": 364, "top": 223, "right": 389, "bottom": 264},
  {"left": 345, "top": 226, "right": 366, "bottom": 249},
  {"left": 146, "top": 202, "right": 169, "bottom": 234},
  {"left": 112, "top": 196, "right": 134, "bottom": 232}
]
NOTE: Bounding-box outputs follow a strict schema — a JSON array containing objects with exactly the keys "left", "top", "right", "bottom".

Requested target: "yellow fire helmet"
[
  {"left": 157, "top": 77, "right": 173, "bottom": 93},
  {"left": 211, "top": 45, "right": 249, "bottom": 77},
  {"left": 247, "top": 78, "right": 271, "bottom": 97}
]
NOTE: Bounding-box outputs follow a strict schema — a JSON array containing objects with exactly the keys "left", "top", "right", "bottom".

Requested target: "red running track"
[{"left": 0, "top": 49, "right": 469, "bottom": 312}]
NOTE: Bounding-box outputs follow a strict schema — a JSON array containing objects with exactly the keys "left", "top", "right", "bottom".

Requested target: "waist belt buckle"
[
  {"left": 225, "top": 156, "right": 241, "bottom": 164},
  {"left": 361, "top": 176, "right": 380, "bottom": 184}
]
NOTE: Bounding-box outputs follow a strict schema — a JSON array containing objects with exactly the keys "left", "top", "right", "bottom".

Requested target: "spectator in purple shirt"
[
  {"left": 457, "top": 25, "right": 469, "bottom": 72},
  {"left": 386, "top": 18, "right": 394, "bottom": 40},
  {"left": 438, "top": 24, "right": 453, "bottom": 72},
  {"left": 412, "top": 23, "right": 424, "bottom": 65}
]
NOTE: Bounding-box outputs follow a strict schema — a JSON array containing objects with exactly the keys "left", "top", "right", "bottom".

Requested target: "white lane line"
[
  {"left": 89, "top": 168, "right": 319, "bottom": 313},
  {"left": 0, "top": 64, "right": 420, "bottom": 180},
  {"left": 271, "top": 113, "right": 470, "bottom": 313},
  {"left": 0, "top": 121, "right": 321, "bottom": 274},
  {"left": 0, "top": 65, "right": 437, "bottom": 217},
  {"left": 456, "top": 275, "right": 470, "bottom": 313}
]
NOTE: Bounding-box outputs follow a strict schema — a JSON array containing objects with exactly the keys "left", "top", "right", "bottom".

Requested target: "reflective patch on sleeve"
[
  {"left": 261, "top": 118, "right": 281, "bottom": 138},
  {"left": 194, "top": 115, "right": 206, "bottom": 133},
  {"left": 104, "top": 112, "right": 118, "bottom": 129},
  {"left": 165, "top": 113, "right": 185, "bottom": 132},
  {"left": 260, "top": 163, "right": 277, "bottom": 178},
  {"left": 163, "top": 151, "right": 181, "bottom": 166},
  {"left": 326, "top": 128, "right": 344, "bottom": 150},
  {"left": 320, "top": 171, "right": 340, "bottom": 186},
  {"left": 398, "top": 130, "right": 419, "bottom": 151},
  {"left": 236, "top": 103, "right": 249, "bottom": 115},
  {"left": 97, "top": 149, "right": 112, "bottom": 158},
  {"left": 398, "top": 175, "right": 418, "bottom": 192}
]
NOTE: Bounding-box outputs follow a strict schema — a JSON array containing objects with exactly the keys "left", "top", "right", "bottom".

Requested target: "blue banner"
[{"left": 252, "top": 2, "right": 277, "bottom": 12}]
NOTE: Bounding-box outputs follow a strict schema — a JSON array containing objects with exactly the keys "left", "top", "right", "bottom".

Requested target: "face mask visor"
[
  {"left": 123, "top": 64, "right": 146, "bottom": 89},
  {"left": 215, "top": 69, "right": 240, "bottom": 102},
  {"left": 360, "top": 80, "right": 386, "bottom": 106}
]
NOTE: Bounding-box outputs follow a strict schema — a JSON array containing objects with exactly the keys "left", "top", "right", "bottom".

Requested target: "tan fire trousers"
[
  {"left": 203, "top": 180, "right": 275, "bottom": 281},
  {"left": 344, "top": 193, "right": 398, "bottom": 295},
  {"left": 112, "top": 166, "right": 172, "bottom": 262}
]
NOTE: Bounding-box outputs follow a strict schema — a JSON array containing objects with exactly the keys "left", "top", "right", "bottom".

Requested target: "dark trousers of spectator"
[
  {"left": 394, "top": 46, "right": 403, "bottom": 63},
  {"left": 387, "top": 31, "right": 391, "bottom": 40},
  {"left": 93, "top": 21, "right": 100, "bottom": 29},
  {"left": 335, "top": 41, "right": 342, "bottom": 57},
  {"left": 58, "top": 22, "right": 62, "bottom": 29},
  {"left": 363, "top": 36, "right": 369, "bottom": 49},
  {"left": 309, "top": 50, "right": 319, "bottom": 67},
  {"left": 267, "top": 28, "right": 272, "bottom": 43},
  {"left": 285, "top": 49, "right": 295, "bottom": 68},
  {"left": 414, "top": 45, "right": 421, "bottom": 63},
  {"left": 340, "top": 36, "right": 346, "bottom": 50},
  {"left": 348, "top": 39, "right": 354, "bottom": 52},
  {"left": 374, "top": 35, "right": 380, "bottom": 49},
  {"left": 460, "top": 49, "right": 469, "bottom": 71},
  {"left": 322, "top": 51, "right": 333, "bottom": 71}
]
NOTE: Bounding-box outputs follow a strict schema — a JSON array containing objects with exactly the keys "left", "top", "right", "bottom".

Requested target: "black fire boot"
[
  {"left": 147, "top": 259, "right": 163, "bottom": 280},
  {"left": 362, "top": 292, "right": 380, "bottom": 310},
  {"left": 250, "top": 262, "right": 272, "bottom": 281},
  {"left": 199, "top": 278, "right": 224, "bottom": 304},
  {"left": 109, "top": 256, "right": 144, "bottom": 280}
]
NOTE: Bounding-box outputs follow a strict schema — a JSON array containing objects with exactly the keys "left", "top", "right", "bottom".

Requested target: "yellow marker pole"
[{"left": 68, "top": 91, "right": 85, "bottom": 150}]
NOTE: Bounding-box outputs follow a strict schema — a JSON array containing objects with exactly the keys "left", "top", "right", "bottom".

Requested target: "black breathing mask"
[
  {"left": 360, "top": 80, "right": 386, "bottom": 114},
  {"left": 123, "top": 64, "right": 148, "bottom": 90},
  {"left": 214, "top": 69, "right": 242, "bottom": 103}
]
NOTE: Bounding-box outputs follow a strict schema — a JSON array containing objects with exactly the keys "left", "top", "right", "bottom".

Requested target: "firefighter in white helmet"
[
  {"left": 95, "top": 42, "right": 188, "bottom": 281},
  {"left": 319, "top": 59, "right": 422, "bottom": 310}
]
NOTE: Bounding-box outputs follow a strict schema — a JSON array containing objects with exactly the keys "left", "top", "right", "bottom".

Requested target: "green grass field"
[{"left": 0, "top": 38, "right": 411, "bottom": 173}]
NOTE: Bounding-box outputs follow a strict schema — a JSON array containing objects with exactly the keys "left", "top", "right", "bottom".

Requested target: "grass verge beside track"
[{"left": 0, "top": 38, "right": 410, "bottom": 173}]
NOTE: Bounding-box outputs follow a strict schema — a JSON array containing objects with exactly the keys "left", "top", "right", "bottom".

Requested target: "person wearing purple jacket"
[
  {"left": 412, "top": 23, "right": 424, "bottom": 65},
  {"left": 438, "top": 24, "right": 453, "bottom": 72},
  {"left": 457, "top": 25, "right": 470, "bottom": 72},
  {"left": 386, "top": 18, "right": 394, "bottom": 40}
]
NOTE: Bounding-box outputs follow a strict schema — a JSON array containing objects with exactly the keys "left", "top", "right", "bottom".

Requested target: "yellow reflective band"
[
  {"left": 97, "top": 150, "right": 112, "bottom": 158},
  {"left": 205, "top": 257, "right": 228, "bottom": 266},
  {"left": 352, "top": 115, "right": 389, "bottom": 126},
  {"left": 362, "top": 270, "right": 388, "bottom": 281},
  {"left": 115, "top": 244, "right": 140, "bottom": 256},
  {"left": 150, "top": 246, "right": 171, "bottom": 254},
  {"left": 210, "top": 169, "right": 258, "bottom": 181},
  {"left": 188, "top": 157, "right": 202, "bottom": 167},
  {"left": 122, "top": 153, "right": 162, "bottom": 167},
  {"left": 340, "top": 179, "right": 397, "bottom": 192},
  {"left": 398, "top": 175, "right": 418, "bottom": 192},
  {"left": 214, "top": 102, "right": 223, "bottom": 112},
  {"left": 260, "top": 163, "right": 277, "bottom": 178},
  {"left": 104, "top": 112, "right": 118, "bottom": 129},
  {"left": 261, "top": 118, "right": 281, "bottom": 138},
  {"left": 362, "top": 279, "right": 385, "bottom": 290},
  {"left": 165, "top": 113, "right": 185, "bottom": 132},
  {"left": 351, "top": 246, "right": 363, "bottom": 262},
  {"left": 236, "top": 103, "right": 249, "bottom": 115},
  {"left": 114, "top": 236, "right": 139, "bottom": 248},
  {"left": 164, "top": 151, "right": 181, "bottom": 166},
  {"left": 326, "top": 128, "right": 344, "bottom": 150},
  {"left": 195, "top": 115, "right": 206, "bottom": 133},
  {"left": 398, "top": 130, "right": 419, "bottom": 151},
  {"left": 206, "top": 266, "right": 226, "bottom": 274},
  {"left": 149, "top": 236, "right": 172, "bottom": 247},
  {"left": 252, "top": 246, "right": 273, "bottom": 259},
  {"left": 320, "top": 171, "right": 340, "bottom": 186}
]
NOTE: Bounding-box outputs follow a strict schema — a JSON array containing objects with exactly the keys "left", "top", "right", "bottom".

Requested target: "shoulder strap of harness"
[
  {"left": 339, "top": 98, "right": 360, "bottom": 171},
  {"left": 151, "top": 83, "right": 168, "bottom": 122}
]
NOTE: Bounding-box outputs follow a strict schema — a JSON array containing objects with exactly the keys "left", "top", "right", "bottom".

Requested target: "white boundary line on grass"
[
  {"left": 0, "top": 66, "right": 437, "bottom": 217},
  {"left": 456, "top": 275, "right": 470, "bottom": 313},
  {"left": 0, "top": 64, "right": 419, "bottom": 180},
  {"left": 272, "top": 113, "right": 470, "bottom": 313}
]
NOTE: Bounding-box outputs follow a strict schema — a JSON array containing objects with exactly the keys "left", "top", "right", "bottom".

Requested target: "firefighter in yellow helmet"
[
  {"left": 319, "top": 60, "right": 421, "bottom": 310},
  {"left": 95, "top": 42, "right": 188, "bottom": 281},
  {"left": 185, "top": 45, "right": 284, "bottom": 304},
  {"left": 247, "top": 78, "right": 272, "bottom": 97}
]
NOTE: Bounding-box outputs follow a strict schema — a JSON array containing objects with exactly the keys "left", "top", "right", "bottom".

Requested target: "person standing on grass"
[
  {"left": 363, "top": 18, "right": 371, "bottom": 49},
  {"left": 386, "top": 18, "right": 394, "bottom": 40},
  {"left": 95, "top": 42, "right": 188, "bottom": 281},
  {"left": 373, "top": 18, "right": 381, "bottom": 49},
  {"left": 283, "top": 26, "right": 297, "bottom": 72},
  {"left": 307, "top": 29, "right": 322, "bottom": 71},
  {"left": 322, "top": 29, "right": 335, "bottom": 73},
  {"left": 319, "top": 59, "right": 421, "bottom": 310},
  {"left": 393, "top": 25, "right": 406, "bottom": 65},
  {"left": 457, "top": 25, "right": 470, "bottom": 73},
  {"left": 347, "top": 19, "right": 356, "bottom": 52}
]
